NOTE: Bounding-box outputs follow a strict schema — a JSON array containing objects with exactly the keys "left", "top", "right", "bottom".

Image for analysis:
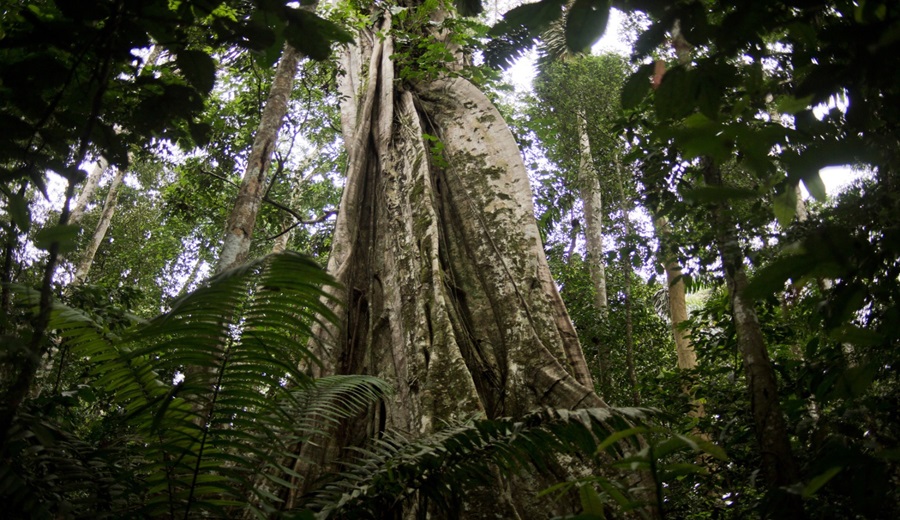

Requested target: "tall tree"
[
  {"left": 69, "top": 159, "right": 107, "bottom": 226},
  {"left": 531, "top": 54, "right": 631, "bottom": 398},
  {"left": 72, "top": 168, "right": 126, "bottom": 284},
  {"left": 292, "top": 2, "right": 606, "bottom": 515},
  {"left": 215, "top": 42, "right": 304, "bottom": 273}
]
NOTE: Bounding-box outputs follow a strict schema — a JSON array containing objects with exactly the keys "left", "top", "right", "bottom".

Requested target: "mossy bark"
[{"left": 295, "top": 12, "right": 607, "bottom": 517}]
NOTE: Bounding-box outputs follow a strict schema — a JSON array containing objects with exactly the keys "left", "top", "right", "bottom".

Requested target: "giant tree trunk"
[
  {"left": 702, "top": 160, "right": 804, "bottom": 515},
  {"left": 215, "top": 42, "right": 303, "bottom": 273},
  {"left": 296, "top": 10, "right": 605, "bottom": 516}
]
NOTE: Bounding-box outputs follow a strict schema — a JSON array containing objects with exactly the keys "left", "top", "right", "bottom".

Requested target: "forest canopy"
[{"left": 1, "top": 0, "right": 898, "bottom": 518}]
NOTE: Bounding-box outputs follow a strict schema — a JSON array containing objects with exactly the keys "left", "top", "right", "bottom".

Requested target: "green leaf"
[
  {"left": 773, "top": 188, "right": 798, "bottom": 227},
  {"left": 697, "top": 77, "right": 721, "bottom": 120},
  {"left": 579, "top": 484, "right": 606, "bottom": 518},
  {"left": 654, "top": 66, "right": 698, "bottom": 120},
  {"left": 565, "top": 0, "right": 611, "bottom": 53},
  {"left": 34, "top": 224, "right": 80, "bottom": 252},
  {"left": 595, "top": 426, "right": 646, "bottom": 455},
  {"left": 831, "top": 324, "right": 882, "bottom": 347},
  {"left": 802, "top": 171, "right": 827, "bottom": 202},
  {"left": 775, "top": 94, "right": 814, "bottom": 114},
  {"left": 454, "top": 0, "right": 483, "bottom": 17},
  {"left": 802, "top": 467, "right": 841, "bottom": 498},
  {"left": 594, "top": 478, "right": 631, "bottom": 508},
  {"left": 489, "top": 0, "right": 565, "bottom": 38},
  {"left": 189, "top": 120, "right": 212, "bottom": 147},
  {"left": 660, "top": 462, "right": 708, "bottom": 478},
  {"left": 176, "top": 50, "right": 217, "bottom": 94},
  {"left": 5, "top": 191, "right": 31, "bottom": 232},
  {"left": 621, "top": 63, "right": 653, "bottom": 110},
  {"left": 284, "top": 9, "right": 354, "bottom": 61},
  {"left": 681, "top": 185, "right": 757, "bottom": 204}
]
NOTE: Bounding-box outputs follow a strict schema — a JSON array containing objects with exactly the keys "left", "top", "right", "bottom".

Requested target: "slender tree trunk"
[
  {"left": 215, "top": 42, "right": 303, "bottom": 273},
  {"left": 72, "top": 168, "right": 125, "bottom": 284},
  {"left": 702, "top": 159, "right": 804, "bottom": 515},
  {"left": 70, "top": 45, "right": 160, "bottom": 227},
  {"left": 616, "top": 160, "right": 639, "bottom": 406},
  {"left": 564, "top": 218, "right": 579, "bottom": 259},
  {"left": 36, "top": 168, "right": 126, "bottom": 397},
  {"left": 655, "top": 217, "right": 696, "bottom": 370},
  {"left": 0, "top": 185, "right": 25, "bottom": 336},
  {"left": 70, "top": 158, "right": 107, "bottom": 225},
  {"left": 576, "top": 110, "right": 608, "bottom": 314},
  {"left": 574, "top": 109, "right": 612, "bottom": 397},
  {"left": 288, "top": 9, "right": 606, "bottom": 516},
  {"left": 0, "top": 179, "right": 77, "bottom": 451}
]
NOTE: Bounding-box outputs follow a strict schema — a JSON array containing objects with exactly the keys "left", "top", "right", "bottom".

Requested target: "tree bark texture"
[
  {"left": 701, "top": 160, "right": 803, "bottom": 514},
  {"left": 296, "top": 12, "right": 605, "bottom": 515},
  {"left": 73, "top": 168, "right": 125, "bottom": 284},
  {"left": 70, "top": 157, "right": 107, "bottom": 225},
  {"left": 215, "top": 42, "right": 303, "bottom": 273},
  {"left": 655, "top": 217, "right": 696, "bottom": 370},
  {"left": 576, "top": 110, "right": 608, "bottom": 314}
]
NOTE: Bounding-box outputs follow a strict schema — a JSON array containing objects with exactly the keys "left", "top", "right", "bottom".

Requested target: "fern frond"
[
  {"left": 34, "top": 252, "right": 389, "bottom": 517},
  {"left": 303, "top": 407, "right": 651, "bottom": 517}
]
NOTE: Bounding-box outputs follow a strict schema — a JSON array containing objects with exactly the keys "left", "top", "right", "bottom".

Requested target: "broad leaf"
[
  {"left": 621, "top": 63, "right": 654, "bottom": 110},
  {"left": 565, "top": 0, "right": 611, "bottom": 53},
  {"left": 802, "top": 170, "right": 828, "bottom": 202},
  {"left": 5, "top": 191, "right": 30, "bottom": 232},
  {"left": 176, "top": 50, "right": 217, "bottom": 94},
  {"left": 654, "top": 66, "right": 698, "bottom": 120},
  {"left": 283, "top": 9, "right": 353, "bottom": 61},
  {"left": 578, "top": 484, "right": 606, "bottom": 517},
  {"left": 34, "top": 224, "right": 80, "bottom": 252},
  {"left": 773, "top": 188, "right": 798, "bottom": 227}
]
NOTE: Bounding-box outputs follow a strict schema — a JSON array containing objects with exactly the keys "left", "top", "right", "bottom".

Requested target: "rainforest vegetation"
[{"left": 1, "top": 0, "right": 898, "bottom": 518}]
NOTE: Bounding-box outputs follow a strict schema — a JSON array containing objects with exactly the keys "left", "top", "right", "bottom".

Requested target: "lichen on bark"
[{"left": 296, "top": 5, "right": 609, "bottom": 516}]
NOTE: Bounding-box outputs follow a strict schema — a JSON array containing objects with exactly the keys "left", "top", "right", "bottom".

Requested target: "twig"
[{"left": 265, "top": 210, "right": 337, "bottom": 241}]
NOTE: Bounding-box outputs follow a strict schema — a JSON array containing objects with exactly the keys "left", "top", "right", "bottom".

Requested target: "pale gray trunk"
[
  {"left": 215, "top": 42, "right": 303, "bottom": 273},
  {"left": 70, "top": 158, "right": 107, "bottom": 225},
  {"left": 290, "top": 12, "right": 604, "bottom": 515},
  {"left": 576, "top": 110, "right": 608, "bottom": 314},
  {"left": 72, "top": 168, "right": 125, "bottom": 284},
  {"left": 655, "top": 217, "right": 697, "bottom": 370},
  {"left": 35, "top": 167, "right": 124, "bottom": 397}
]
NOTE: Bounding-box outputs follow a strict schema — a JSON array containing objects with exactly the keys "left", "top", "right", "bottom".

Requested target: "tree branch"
[
  {"left": 264, "top": 209, "right": 337, "bottom": 241},
  {"left": 199, "top": 168, "right": 240, "bottom": 189}
]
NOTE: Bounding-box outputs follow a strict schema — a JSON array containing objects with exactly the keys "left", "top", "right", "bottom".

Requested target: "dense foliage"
[{"left": 1, "top": 0, "right": 899, "bottom": 518}]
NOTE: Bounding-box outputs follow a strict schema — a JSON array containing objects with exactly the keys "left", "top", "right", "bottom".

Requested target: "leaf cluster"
[{"left": 2, "top": 252, "right": 391, "bottom": 517}]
